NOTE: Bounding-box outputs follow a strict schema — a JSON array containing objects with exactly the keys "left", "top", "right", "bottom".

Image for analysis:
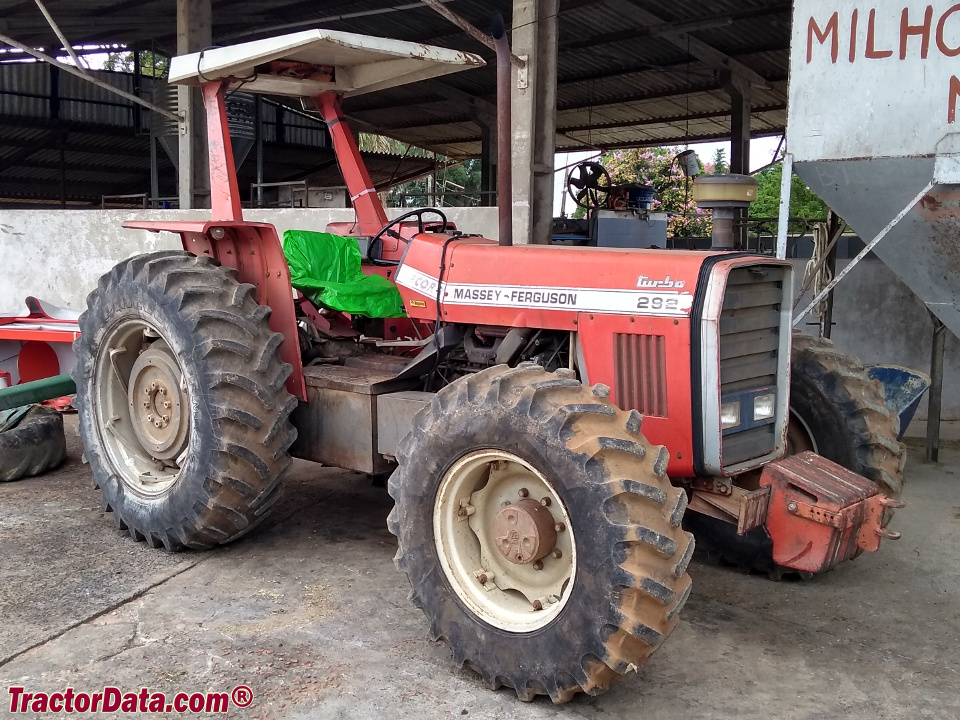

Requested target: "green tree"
[
  {"left": 750, "top": 161, "right": 827, "bottom": 232},
  {"left": 710, "top": 148, "right": 728, "bottom": 174},
  {"left": 103, "top": 50, "right": 169, "bottom": 77}
]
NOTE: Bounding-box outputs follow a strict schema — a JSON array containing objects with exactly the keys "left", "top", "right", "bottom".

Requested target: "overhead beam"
[
  {"left": 0, "top": 30, "right": 180, "bottom": 121},
  {"left": 601, "top": 0, "right": 768, "bottom": 86},
  {"left": 419, "top": 0, "right": 525, "bottom": 67}
]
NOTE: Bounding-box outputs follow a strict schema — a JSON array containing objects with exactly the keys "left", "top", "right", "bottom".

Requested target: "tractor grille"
[
  {"left": 719, "top": 266, "right": 787, "bottom": 466},
  {"left": 614, "top": 333, "right": 667, "bottom": 418}
]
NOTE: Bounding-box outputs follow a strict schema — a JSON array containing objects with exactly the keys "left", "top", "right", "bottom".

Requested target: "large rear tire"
[
  {"left": 388, "top": 364, "right": 693, "bottom": 703},
  {"left": 0, "top": 406, "right": 67, "bottom": 482},
  {"left": 788, "top": 331, "right": 905, "bottom": 499},
  {"left": 74, "top": 251, "right": 297, "bottom": 550}
]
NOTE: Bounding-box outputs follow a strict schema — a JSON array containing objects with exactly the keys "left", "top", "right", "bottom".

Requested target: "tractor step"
[
  {"left": 759, "top": 451, "right": 903, "bottom": 573},
  {"left": 288, "top": 364, "right": 418, "bottom": 474}
]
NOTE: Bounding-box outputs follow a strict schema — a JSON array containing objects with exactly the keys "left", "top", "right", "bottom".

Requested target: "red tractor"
[{"left": 73, "top": 29, "right": 905, "bottom": 702}]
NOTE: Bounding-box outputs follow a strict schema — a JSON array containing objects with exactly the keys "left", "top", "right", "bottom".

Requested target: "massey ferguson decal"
[{"left": 395, "top": 265, "right": 693, "bottom": 317}]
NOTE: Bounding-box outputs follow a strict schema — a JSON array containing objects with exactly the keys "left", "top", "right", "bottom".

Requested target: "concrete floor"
[{"left": 1, "top": 416, "right": 958, "bottom": 719}]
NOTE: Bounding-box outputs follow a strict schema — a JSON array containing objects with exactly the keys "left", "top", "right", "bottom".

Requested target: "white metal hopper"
[
  {"left": 787, "top": 3, "right": 960, "bottom": 338},
  {"left": 168, "top": 28, "right": 485, "bottom": 97}
]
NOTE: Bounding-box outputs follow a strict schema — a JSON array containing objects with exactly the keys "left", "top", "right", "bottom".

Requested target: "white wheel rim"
[
  {"left": 433, "top": 449, "right": 576, "bottom": 633},
  {"left": 94, "top": 317, "right": 190, "bottom": 496}
]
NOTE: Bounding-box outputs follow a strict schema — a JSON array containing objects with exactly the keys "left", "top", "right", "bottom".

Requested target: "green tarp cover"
[{"left": 283, "top": 230, "right": 406, "bottom": 318}]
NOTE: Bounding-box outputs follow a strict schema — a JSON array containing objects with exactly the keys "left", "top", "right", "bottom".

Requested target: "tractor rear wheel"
[
  {"left": 74, "top": 251, "right": 297, "bottom": 550},
  {"left": 388, "top": 364, "right": 693, "bottom": 703},
  {"left": 788, "top": 331, "right": 905, "bottom": 500}
]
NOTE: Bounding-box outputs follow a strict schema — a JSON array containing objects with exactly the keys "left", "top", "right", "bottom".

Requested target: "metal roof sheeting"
[{"left": 0, "top": 0, "right": 791, "bottom": 188}]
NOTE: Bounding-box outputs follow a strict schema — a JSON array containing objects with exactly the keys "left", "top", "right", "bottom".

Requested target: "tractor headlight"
[
  {"left": 720, "top": 401, "right": 741, "bottom": 430},
  {"left": 753, "top": 393, "right": 776, "bottom": 422}
]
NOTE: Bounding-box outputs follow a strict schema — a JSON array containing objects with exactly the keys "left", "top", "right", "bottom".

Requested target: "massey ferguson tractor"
[{"left": 73, "top": 28, "right": 906, "bottom": 703}]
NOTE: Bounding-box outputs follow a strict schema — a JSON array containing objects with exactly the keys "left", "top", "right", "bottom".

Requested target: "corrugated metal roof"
[
  {"left": 0, "top": 116, "right": 441, "bottom": 207},
  {"left": 0, "top": 0, "right": 790, "bottom": 162}
]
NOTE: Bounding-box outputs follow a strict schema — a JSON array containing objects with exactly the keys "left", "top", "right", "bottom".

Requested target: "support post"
[
  {"left": 510, "top": 0, "right": 537, "bottom": 245},
  {"left": 479, "top": 120, "right": 494, "bottom": 207},
  {"left": 312, "top": 92, "right": 389, "bottom": 236},
  {"left": 531, "top": 0, "right": 558, "bottom": 245},
  {"left": 926, "top": 312, "right": 946, "bottom": 464},
  {"left": 201, "top": 81, "right": 243, "bottom": 222},
  {"left": 819, "top": 210, "right": 841, "bottom": 339},
  {"left": 177, "top": 0, "right": 211, "bottom": 210},
  {"left": 255, "top": 95, "right": 264, "bottom": 208},
  {"left": 725, "top": 72, "right": 751, "bottom": 248},
  {"left": 58, "top": 140, "right": 66, "bottom": 208},
  {"left": 149, "top": 132, "right": 159, "bottom": 208},
  {"left": 775, "top": 151, "right": 793, "bottom": 259}
]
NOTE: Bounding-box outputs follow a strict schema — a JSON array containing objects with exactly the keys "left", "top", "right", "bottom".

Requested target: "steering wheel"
[
  {"left": 367, "top": 208, "right": 449, "bottom": 266},
  {"left": 566, "top": 161, "right": 612, "bottom": 210}
]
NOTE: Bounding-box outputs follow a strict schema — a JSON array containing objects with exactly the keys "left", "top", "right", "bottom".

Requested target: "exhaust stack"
[{"left": 491, "top": 13, "right": 512, "bottom": 246}]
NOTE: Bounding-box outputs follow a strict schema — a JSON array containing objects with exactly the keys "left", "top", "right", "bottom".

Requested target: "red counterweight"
[{"left": 759, "top": 452, "right": 904, "bottom": 573}]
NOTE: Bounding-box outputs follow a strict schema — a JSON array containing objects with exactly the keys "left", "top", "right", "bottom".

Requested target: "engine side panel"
[
  {"left": 395, "top": 235, "right": 718, "bottom": 477},
  {"left": 395, "top": 235, "right": 712, "bottom": 330}
]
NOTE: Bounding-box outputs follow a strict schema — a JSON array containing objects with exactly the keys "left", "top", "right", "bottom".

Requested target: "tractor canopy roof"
[{"left": 168, "top": 29, "right": 485, "bottom": 98}]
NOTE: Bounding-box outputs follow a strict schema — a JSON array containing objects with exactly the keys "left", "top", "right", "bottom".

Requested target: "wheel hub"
[
  {"left": 493, "top": 499, "right": 557, "bottom": 565},
  {"left": 127, "top": 345, "right": 189, "bottom": 461},
  {"left": 434, "top": 449, "right": 576, "bottom": 633}
]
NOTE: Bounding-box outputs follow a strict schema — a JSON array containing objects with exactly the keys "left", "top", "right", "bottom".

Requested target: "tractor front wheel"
[
  {"left": 388, "top": 364, "right": 693, "bottom": 702},
  {"left": 74, "top": 251, "right": 297, "bottom": 550}
]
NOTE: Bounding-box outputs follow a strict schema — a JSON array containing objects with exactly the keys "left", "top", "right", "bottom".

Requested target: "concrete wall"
[
  {"left": 0, "top": 207, "right": 499, "bottom": 317},
  {"left": 1, "top": 208, "right": 955, "bottom": 419},
  {"left": 792, "top": 257, "right": 959, "bottom": 420}
]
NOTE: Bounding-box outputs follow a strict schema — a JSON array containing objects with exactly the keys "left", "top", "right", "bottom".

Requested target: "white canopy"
[{"left": 168, "top": 28, "right": 485, "bottom": 98}]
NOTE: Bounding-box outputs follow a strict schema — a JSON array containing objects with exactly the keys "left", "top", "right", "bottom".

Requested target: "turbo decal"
[{"left": 395, "top": 265, "right": 693, "bottom": 317}]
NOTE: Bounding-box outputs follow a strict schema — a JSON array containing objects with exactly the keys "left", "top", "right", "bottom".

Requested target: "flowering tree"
[{"left": 600, "top": 147, "right": 711, "bottom": 237}]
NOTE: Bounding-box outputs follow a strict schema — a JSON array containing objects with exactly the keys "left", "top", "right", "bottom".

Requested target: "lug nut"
[
  {"left": 555, "top": 523, "right": 565, "bottom": 533},
  {"left": 533, "top": 561, "right": 544, "bottom": 570},
  {"left": 518, "top": 488, "right": 529, "bottom": 498},
  {"left": 532, "top": 600, "right": 543, "bottom": 611},
  {"left": 158, "top": 387, "right": 166, "bottom": 395},
  {"left": 552, "top": 549, "right": 562, "bottom": 559},
  {"left": 540, "top": 497, "right": 551, "bottom": 507},
  {"left": 146, "top": 414, "right": 154, "bottom": 422},
  {"left": 163, "top": 400, "right": 171, "bottom": 409},
  {"left": 478, "top": 573, "right": 488, "bottom": 585}
]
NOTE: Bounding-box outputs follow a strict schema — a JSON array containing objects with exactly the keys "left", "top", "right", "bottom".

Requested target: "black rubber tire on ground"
[
  {"left": 0, "top": 405, "right": 67, "bottom": 482},
  {"left": 74, "top": 251, "right": 298, "bottom": 551},
  {"left": 388, "top": 364, "right": 694, "bottom": 703},
  {"left": 789, "top": 331, "right": 905, "bottom": 499},
  {"left": 685, "top": 331, "right": 906, "bottom": 579}
]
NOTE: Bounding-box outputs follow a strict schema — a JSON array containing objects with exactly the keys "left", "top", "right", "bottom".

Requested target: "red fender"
[{"left": 123, "top": 220, "right": 306, "bottom": 401}]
